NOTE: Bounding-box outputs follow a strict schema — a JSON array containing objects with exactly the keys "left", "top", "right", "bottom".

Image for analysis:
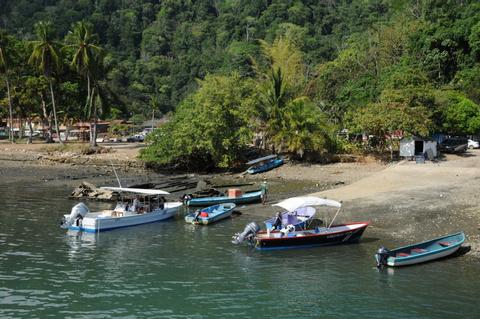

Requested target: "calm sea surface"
[{"left": 0, "top": 173, "right": 479, "bottom": 318}]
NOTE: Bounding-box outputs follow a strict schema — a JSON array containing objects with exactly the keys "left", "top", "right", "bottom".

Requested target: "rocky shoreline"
[{"left": 0, "top": 142, "right": 145, "bottom": 174}]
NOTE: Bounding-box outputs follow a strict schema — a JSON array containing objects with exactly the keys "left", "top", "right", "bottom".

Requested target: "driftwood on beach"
[
  {"left": 69, "top": 181, "right": 116, "bottom": 200},
  {"left": 69, "top": 177, "right": 257, "bottom": 202}
]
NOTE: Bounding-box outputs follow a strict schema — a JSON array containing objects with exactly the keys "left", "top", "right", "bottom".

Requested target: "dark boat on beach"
[{"left": 246, "top": 155, "right": 284, "bottom": 174}]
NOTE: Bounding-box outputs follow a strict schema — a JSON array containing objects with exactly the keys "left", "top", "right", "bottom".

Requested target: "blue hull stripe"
[
  {"left": 255, "top": 239, "right": 361, "bottom": 251},
  {"left": 68, "top": 216, "right": 174, "bottom": 233}
]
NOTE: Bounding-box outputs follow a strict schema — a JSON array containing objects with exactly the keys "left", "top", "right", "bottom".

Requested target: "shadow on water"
[{"left": 231, "top": 210, "right": 242, "bottom": 216}]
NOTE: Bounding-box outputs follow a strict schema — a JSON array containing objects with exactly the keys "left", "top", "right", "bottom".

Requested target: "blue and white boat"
[
  {"left": 187, "top": 190, "right": 262, "bottom": 207},
  {"left": 246, "top": 155, "right": 284, "bottom": 174},
  {"left": 375, "top": 232, "right": 466, "bottom": 267},
  {"left": 184, "top": 203, "right": 236, "bottom": 225},
  {"left": 62, "top": 187, "right": 183, "bottom": 233}
]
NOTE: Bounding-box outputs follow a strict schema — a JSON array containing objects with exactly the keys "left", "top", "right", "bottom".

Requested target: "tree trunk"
[
  {"left": 40, "top": 95, "right": 53, "bottom": 143},
  {"left": 90, "top": 88, "right": 97, "bottom": 147},
  {"left": 49, "top": 79, "right": 63, "bottom": 144},
  {"left": 151, "top": 107, "right": 155, "bottom": 130},
  {"left": 5, "top": 76, "right": 14, "bottom": 143},
  {"left": 18, "top": 116, "right": 23, "bottom": 139},
  {"left": 48, "top": 113, "right": 53, "bottom": 143},
  {"left": 27, "top": 117, "right": 33, "bottom": 144},
  {"left": 86, "top": 75, "right": 92, "bottom": 143},
  {"left": 64, "top": 118, "right": 70, "bottom": 142}
]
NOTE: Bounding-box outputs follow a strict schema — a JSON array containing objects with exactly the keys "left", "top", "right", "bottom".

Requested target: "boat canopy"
[
  {"left": 100, "top": 187, "right": 170, "bottom": 195},
  {"left": 246, "top": 154, "right": 278, "bottom": 165},
  {"left": 273, "top": 196, "right": 341, "bottom": 212}
]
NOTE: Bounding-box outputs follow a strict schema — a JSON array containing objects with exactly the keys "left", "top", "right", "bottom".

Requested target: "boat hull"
[
  {"left": 66, "top": 202, "right": 183, "bottom": 232},
  {"left": 387, "top": 245, "right": 461, "bottom": 266},
  {"left": 254, "top": 222, "right": 369, "bottom": 250},
  {"left": 185, "top": 203, "right": 235, "bottom": 225},
  {"left": 382, "top": 232, "right": 465, "bottom": 267},
  {"left": 247, "top": 158, "right": 284, "bottom": 174},
  {"left": 187, "top": 191, "right": 262, "bottom": 207}
]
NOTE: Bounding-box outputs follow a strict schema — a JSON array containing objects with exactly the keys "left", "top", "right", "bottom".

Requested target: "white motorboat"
[{"left": 62, "top": 187, "right": 183, "bottom": 232}]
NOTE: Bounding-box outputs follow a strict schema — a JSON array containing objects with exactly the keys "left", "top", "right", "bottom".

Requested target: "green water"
[{"left": 0, "top": 174, "right": 479, "bottom": 318}]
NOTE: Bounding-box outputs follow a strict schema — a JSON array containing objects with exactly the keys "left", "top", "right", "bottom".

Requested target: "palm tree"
[
  {"left": 64, "top": 21, "right": 103, "bottom": 147},
  {"left": 28, "top": 21, "right": 63, "bottom": 144},
  {"left": 0, "top": 30, "right": 14, "bottom": 143}
]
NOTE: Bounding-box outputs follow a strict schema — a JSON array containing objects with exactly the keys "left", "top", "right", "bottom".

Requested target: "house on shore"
[{"left": 400, "top": 136, "right": 437, "bottom": 159}]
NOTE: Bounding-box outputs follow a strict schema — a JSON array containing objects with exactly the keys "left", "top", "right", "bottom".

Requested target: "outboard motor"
[
  {"left": 375, "top": 246, "right": 391, "bottom": 268},
  {"left": 232, "top": 222, "right": 261, "bottom": 245},
  {"left": 61, "top": 203, "right": 90, "bottom": 229}
]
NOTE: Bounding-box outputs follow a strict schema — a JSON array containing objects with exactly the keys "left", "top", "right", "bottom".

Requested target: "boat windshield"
[{"left": 114, "top": 194, "right": 167, "bottom": 214}]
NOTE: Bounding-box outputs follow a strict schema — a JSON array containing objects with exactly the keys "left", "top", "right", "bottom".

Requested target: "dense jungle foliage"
[{"left": 1, "top": 0, "right": 480, "bottom": 168}]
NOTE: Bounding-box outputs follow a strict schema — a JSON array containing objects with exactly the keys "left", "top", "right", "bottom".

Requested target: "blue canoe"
[
  {"left": 185, "top": 203, "right": 236, "bottom": 225},
  {"left": 375, "top": 232, "right": 465, "bottom": 267},
  {"left": 187, "top": 190, "right": 262, "bottom": 207},
  {"left": 247, "top": 157, "right": 284, "bottom": 174}
]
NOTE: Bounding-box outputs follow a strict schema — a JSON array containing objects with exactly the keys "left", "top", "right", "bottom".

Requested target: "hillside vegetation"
[{"left": 1, "top": 0, "right": 480, "bottom": 168}]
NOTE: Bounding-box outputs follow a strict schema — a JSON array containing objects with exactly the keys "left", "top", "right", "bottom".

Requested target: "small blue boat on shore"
[
  {"left": 246, "top": 155, "right": 284, "bottom": 174},
  {"left": 187, "top": 190, "right": 262, "bottom": 207},
  {"left": 375, "top": 232, "right": 465, "bottom": 267},
  {"left": 185, "top": 203, "right": 236, "bottom": 225}
]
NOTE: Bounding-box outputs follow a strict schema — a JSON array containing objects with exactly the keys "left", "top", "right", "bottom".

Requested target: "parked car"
[
  {"left": 126, "top": 134, "right": 145, "bottom": 142},
  {"left": 439, "top": 137, "right": 468, "bottom": 153},
  {"left": 468, "top": 139, "right": 479, "bottom": 149},
  {"left": 141, "top": 128, "right": 154, "bottom": 135}
]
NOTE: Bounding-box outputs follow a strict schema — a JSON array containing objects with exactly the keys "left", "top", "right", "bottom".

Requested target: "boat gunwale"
[
  {"left": 187, "top": 191, "right": 262, "bottom": 206},
  {"left": 247, "top": 158, "right": 284, "bottom": 174},
  {"left": 388, "top": 232, "right": 465, "bottom": 254}
]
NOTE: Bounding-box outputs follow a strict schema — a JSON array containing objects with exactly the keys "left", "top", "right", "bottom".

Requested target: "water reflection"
[{"left": 64, "top": 230, "right": 98, "bottom": 261}]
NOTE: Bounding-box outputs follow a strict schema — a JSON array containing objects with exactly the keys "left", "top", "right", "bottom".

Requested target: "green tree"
[
  {"left": 64, "top": 21, "right": 103, "bottom": 146},
  {"left": 347, "top": 101, "right": 432, "bottom": 158},
  {"left": 13, "top": 76, "right": 44, "bottom": 144},
  {"left": 255, "top": 37, "right": 307, "bottom": 151},
  {"left": 28, "top": 21, "right": 63, "bottom": 144},
  {"left": 141, "top": 73, "right": 257, "bottom": 169},
  {"left": 437, "top": 91, "right": 480, "bottom": 135},
  {"left": 274, "top": 97, "right": 334, "bottom": 159}
]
